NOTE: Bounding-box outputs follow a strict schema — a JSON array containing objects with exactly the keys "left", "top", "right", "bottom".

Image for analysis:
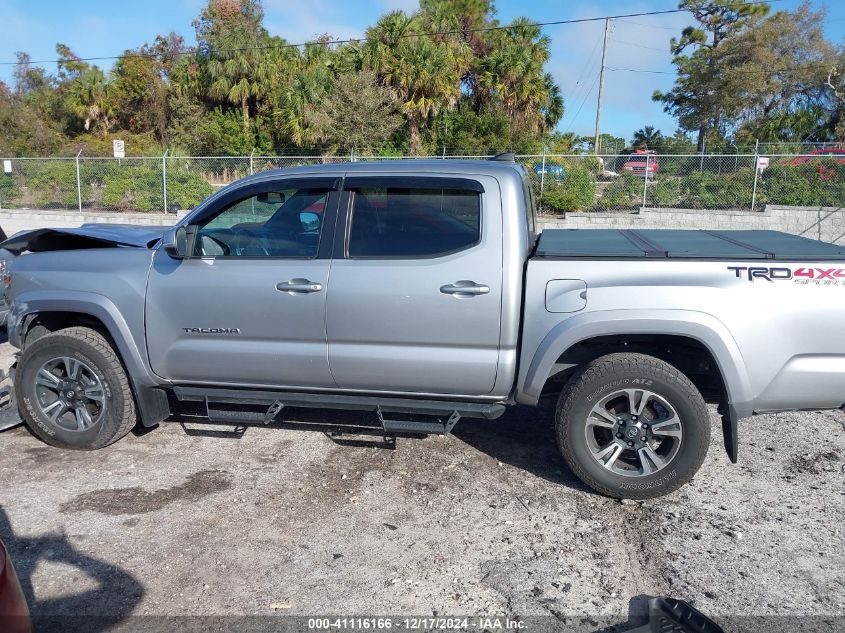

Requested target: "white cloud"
[{"left": 263, "top": 0, "right": 366, "bottom": 43}]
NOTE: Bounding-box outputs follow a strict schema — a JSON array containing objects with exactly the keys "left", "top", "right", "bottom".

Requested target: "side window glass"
[
  {"left": 348, "top": 187, "right": 480, "bottom": 258},
  {"left": 193, "top": 187, "right": 329, "bottom": 258}
]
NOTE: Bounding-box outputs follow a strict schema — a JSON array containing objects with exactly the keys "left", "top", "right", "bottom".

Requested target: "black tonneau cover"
[{"left": 535, "top": 229, "right": 845, "bottom": 260}]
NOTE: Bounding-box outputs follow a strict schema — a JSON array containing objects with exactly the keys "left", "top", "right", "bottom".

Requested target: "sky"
[{"left": 2, "top": 0, "right": 844, "bottom": 143}]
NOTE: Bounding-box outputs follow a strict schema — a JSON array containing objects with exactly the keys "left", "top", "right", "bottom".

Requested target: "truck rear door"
[{"left": 325, "top": 175, "right": 503, "bottom": 395}]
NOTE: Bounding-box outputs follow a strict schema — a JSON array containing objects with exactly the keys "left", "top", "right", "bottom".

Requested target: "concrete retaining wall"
[
  {"left": 1, "top": 205, "right": 842, "bottom": 244},
  {"left": 538, "top": 205, "right": 845, "bottom": 244},
  {"left": 0, "top": 210, "right": 186, "bottom": 237}
]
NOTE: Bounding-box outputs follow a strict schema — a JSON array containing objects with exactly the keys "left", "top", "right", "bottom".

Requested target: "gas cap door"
[{"left": 545, "top": 279, "right": 588, "bottom": 313}]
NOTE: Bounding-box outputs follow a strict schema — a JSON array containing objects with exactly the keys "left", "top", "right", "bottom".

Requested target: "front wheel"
[
  {"left": 16, "top": 326, "right": 138, "bottom": 449},
  {"left": 556, "top": 353, "right": 710, "bottom": 499}
]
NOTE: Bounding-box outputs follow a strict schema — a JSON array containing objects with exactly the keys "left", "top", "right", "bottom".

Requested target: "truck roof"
[
  {"left": 235, "top": 159, "right": 527, "bottom": 184},
  {"left": 536, "top": 229, "right": 845, "bottom": 260}
]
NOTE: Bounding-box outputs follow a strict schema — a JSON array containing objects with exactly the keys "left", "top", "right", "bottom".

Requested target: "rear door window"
[{"left": 347, "top": 186, "right": 481, "bottom": 258}]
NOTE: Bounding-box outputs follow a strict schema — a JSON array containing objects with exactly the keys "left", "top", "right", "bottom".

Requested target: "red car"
[
  {"left": 622, "top": 150, "right": 660, "bottom": 178},
  {"left": 0, "top": 540, "right": 30, "bottom": 633},
  {"left": 786, "top": 148, "right": 845, "bottom": 166}
]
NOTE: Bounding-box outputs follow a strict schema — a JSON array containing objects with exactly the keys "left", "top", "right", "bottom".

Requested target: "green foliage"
[
  {"left": 678, "top": 168, "right": 755, "bottom": 209},
  {"left": 60, "top": 131, "right": 163, "bottom": 157},
  {"left": 762, "top": 160, "right": 845, "bottom": 207},
  {"left": 598, "top": 173, "right": 642, "bottom": 209},
  {"left": 171, "top": 107, "right": 258, "bottom": 155},
  {"left": 540, "top": 164, "right": 595, "bottom": 212},
  {"left": 96, "top": 163, "right": 213, "bottom": 211},
  {"left": 305, "top": 70, "right": 402, "bottom": 154},
  {"left": 649, "top": 176, "right": 681, "bottom": 206},
  {"left": 19, "top": 160, "right": 89, "bottom": 208},
  {"left": 653, "top": 0, "right": 770, "bottom": 151},
  {"left": 166, "top": 169, "right": 215, "bottom": 210},
  {"left": 0, "top": 173, "right": 18, "bottom": 206}
]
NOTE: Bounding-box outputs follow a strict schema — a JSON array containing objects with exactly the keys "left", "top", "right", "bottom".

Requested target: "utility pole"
[{"left": 593, "top": 18, "right": 611, "bottom": 155}]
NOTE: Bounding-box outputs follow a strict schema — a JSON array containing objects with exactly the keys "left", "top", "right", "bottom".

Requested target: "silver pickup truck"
[{"left": 3, "top": 156, "right": 845, "bottom": 498}]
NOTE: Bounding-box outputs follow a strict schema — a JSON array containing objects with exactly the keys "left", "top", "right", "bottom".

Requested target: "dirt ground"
[{"left": 0, "top": 339, "right": 843, "bottom": 632}]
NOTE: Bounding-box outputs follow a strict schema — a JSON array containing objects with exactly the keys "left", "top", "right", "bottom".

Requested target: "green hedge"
[
  {"left": 598, "top": 173, "right": 642, "bottom": 209},
  {"left": 540, "top": 164, "right": 595, "bottom": 212},
  {"left": 0, "top": 173, "right": 17, "bottom": 206},
  {"left": 20, "top": 160, "right": 90, "bottom": 208},
  {"left": 89, "top": 162, "right": 213, "bottom": 211},
  {"left": 762, "top": 159, "right": 845, "bottom": 206},
  {"left": 677, "top": 168, "right": 756, "bottom": 209}
]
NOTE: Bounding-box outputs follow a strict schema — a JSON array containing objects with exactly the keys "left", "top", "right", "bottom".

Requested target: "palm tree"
[
  {"left": 387, "top": 37, "right": 464, "bottom": 154},
  {"left": 632, "top": 126, "right": 664, "bottom": 150},
  {"left": 207, "top": 36, "right": 272, "bottom": 134},
  {"left": 541, "top": 73, "right": 564, "bottom": 132},
  {"left": 475, "top": 19, "right": 557, "bottom": 134},
  {"left": 366, "top": 12, "right": 466, "bottom": 155},
  {"left": 67, "top": 67, "right": 113, "bottom": 133}
]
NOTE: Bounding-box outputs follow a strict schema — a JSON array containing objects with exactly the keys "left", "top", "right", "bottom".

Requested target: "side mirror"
[{"left": 163, "top": 226, "right": 188, "bottom": 259}]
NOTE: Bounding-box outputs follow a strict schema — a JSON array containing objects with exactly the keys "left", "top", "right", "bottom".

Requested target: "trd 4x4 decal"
[{"left": 728, "top": 266, "right": 845, "bottom": 284}]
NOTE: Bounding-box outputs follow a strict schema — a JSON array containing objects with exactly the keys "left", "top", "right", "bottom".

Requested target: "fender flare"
[
  {"left": 517, "top": 309, "right": 754, "bottom": 461},
  {"left": 9, "top": 290, "right": 170, "bottom": 426}
]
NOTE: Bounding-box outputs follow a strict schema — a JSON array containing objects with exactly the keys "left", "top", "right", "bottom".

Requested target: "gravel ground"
[{"left": 0, "top": 338, "right": 843, "bottom": 632}]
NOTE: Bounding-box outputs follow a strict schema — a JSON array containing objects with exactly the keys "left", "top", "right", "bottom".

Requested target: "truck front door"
[
  {"left": 146, "top": 178, "right": 339, "bottom": 388},
  {"left": 325, "top": 175, "right": 503, "bottom": 396}
]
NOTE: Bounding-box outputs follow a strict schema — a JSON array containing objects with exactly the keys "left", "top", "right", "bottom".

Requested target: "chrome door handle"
[
  {"left": 276, "top": 279, "right": 323, "bottom": 294},
  {"left": 440, "top": 281, "right": 490, "bottom": 296}
]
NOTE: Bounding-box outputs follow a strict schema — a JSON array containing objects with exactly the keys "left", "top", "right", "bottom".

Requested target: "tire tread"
[
  {"left": 555, "top": 352, "right": 710, "bottom": 499},
  {"left": 18, "top": 326, "right": 137, "bottom": 449}
]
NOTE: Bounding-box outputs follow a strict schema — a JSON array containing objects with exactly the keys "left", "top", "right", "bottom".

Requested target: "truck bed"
[{"left": 534, "top": 229, "right": 845, "bottom": 260}]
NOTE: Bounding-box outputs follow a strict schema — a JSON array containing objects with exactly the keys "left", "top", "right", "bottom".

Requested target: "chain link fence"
[{"left": 1, "top": 151, "right": 844, "bottom": 214}]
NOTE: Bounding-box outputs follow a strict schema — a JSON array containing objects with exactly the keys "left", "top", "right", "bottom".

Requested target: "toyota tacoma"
[{"left": 2, "top": 155, "right": 845, "bottom": 498}]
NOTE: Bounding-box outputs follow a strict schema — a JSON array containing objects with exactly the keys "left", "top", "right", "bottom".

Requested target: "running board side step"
[
  {"left": 171, "top": 386, "right": 506, "bottom": 432},
  {"left": 376, "top": 407, "right": 462, "bottom": 436}
]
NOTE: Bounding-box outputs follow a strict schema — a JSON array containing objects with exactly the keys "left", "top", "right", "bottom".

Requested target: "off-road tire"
[
  {"left": 556, "top": 353, "right": 710, "bottom": 499},
  {"left": 16, "top": 326, "right": 137, "bottom": 449}
]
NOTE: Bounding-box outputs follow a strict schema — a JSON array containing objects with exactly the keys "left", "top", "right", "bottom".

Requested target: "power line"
[
  {"left": 608, "top": 61, "right": 835, "bottom": 76},
  {"left": 1, "top": 1, "right": 781, "bottom": 66},
  {"left": 610, "top": 38, "right": 668, "bottom": 53},
  {"left": 564, "top": 74, "right": 600, "bottom": 134},
  {"left": 566, "top": 31, "right": 603, "bottom": 97}
]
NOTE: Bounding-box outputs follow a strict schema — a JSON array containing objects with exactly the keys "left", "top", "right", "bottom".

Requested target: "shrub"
[
  {"left": 539, "top": 164, "right": 595, "bottom": 212},
  {"left": 679, "top": 168, "right": 755, "bottom": 209},
  {"left": 21, "top": 160, "right": 90, "bottom": 208},
  {"left": 762, "top": 159, "right": 845, "bottom": 207},
  {"left": 0, "top": 172, "right": 17, "bottom": 206},
  {"left": 649, "top": 176, "right": 681, "bottom": 207},
  {"left": 598, "top": 173, "right": 642, "bottom": 209},
  {"left": 166, "top": 169, "right": 214, "bottom": 210},
  {"left": 97, "top": 163, "right": 213, "bottom": 212}
]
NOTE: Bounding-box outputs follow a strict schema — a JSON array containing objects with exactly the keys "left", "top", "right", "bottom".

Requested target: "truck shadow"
[
  {"left": 0, "top": 507, "right": 144, "bottom": 632},
  {"left": 452, "top": 400, "right": 594, "bottom": 494},
  {"left": 171, "top": 400, "right": 593, "bottom": 493}
]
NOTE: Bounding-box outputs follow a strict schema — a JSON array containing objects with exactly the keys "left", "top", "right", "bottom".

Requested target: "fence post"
[
  {"left": 75, "top": 150, "right": 83, "bottom": 212},
  {"left": 540, "top": 147, "right": 547, "bottom": 197},
  {"left": 641, "top": 154, "right": 650, "bottom": 209},
  {"left": 751, "top": 139, "right": 760, "bottom": 212},
  {"left": 249, "top": 148, "right": 255, "bottom": 175},
  {"left": 162, "top": 149, "right": 169, "bottom": 213}
]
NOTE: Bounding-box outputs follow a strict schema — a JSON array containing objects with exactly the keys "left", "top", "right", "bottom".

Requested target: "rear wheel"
[
  {"left": 16, "top": 326, "right": 137, "bottom": 449},
  {"left": 556, "top": 353, "right": 710, "bottom": 499}
]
